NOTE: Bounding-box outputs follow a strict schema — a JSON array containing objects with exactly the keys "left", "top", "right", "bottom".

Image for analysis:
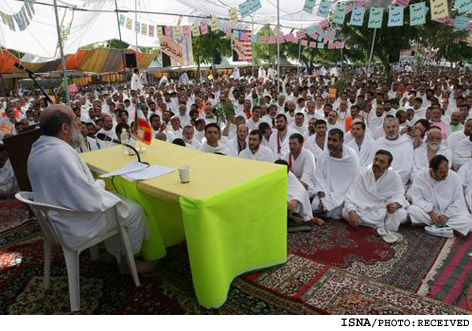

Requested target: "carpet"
[
  {"left": 0, "top": 201, "right": 468, "bottom": 315},
  {"left": 418, "top": 234, "right": 472, "bottom": 311},
  {"left": 288, "top": 220, "right": 448, "bottom": 293}
]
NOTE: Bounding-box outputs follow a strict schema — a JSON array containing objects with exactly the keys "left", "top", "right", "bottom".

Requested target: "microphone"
[
  {"left": 96, "top": 133, "right": 149, "bottom": 166},
  {"left": 14, "top": 63, "right": 37, "bottom": 77}
]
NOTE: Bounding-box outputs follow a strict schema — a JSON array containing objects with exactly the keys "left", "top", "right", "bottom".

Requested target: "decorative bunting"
[
  {"left": 210, "top": 16, "right": 219, "bottom": 31},
  {"left": 319, "top": 19, "right": 330, "bottom": 29},
  {"left": 192, "top": 23, "right": 200, "bottom": 36},
  {"left": 430, "top": 0, "right": 448, "bottom": 20},
  {"left": 368, "top": 7, "right": 383, "bottom": 28},
  {"left": 200, "top": 20, "right": 209, "bottom": 35},
  {"left": 303, "top": 0, "right": 316, "bottom": 13},
  {"left": 239, "top": 0, "right": 262, "bottom": 18},
  {"left": 182, "top": 25, "right": 190, "bottom": 37},
  {"left": 229, "top": 7, "right": 239, "bottom": 23},
  {"left": 156, "top": 26, "right": 163, "bottom": 37},
  {"left": 395, "top": 0, "right": 410, "bottom": 7},
  {"left": 318, "top": 42, "right": 325, "bottom": 49},
  {"left": 141, "top": 23, "right": 147, "bottom": 36},
  {"left": 454, "top": 16, "right": 470, "bottom": 30},
  {"left": 333, "top": 2, "right": 348, "bottom": 25},
  {"left": 159, "top": 35, "right": 184, "bottom": 64},
  {"left": 410, "top": 2, "right": 427, "bottom": 26},
  {"left": 174, "top": 26, "right": 182, "bottom": 39},
  {"left": 355, "top": 0, "right": 368, "bottom": 7},
  {"left": 148, "top": 25, "right": 155, "bottom": 37},
  {"left": 388, "top": 6, "right": 404, "bottom": 27},
  {"left": 350, "top": 6, "right": 365, "bottom": 26},
  {"left": 125, "top": 18, "right": 132, "bottom": 30},
  {"left": 456, "top": 0, "right": 472, "bottom": 14},
  {"left": 135, "top": 21, "right": 140, "bottom": 33},
  {"left": 317, "top": 0, "right": 331, "bottom": 18},
  {"left": 301, "top": 39, "right": 308, "bottom": 46},
  {"left": 119, "top": 14, "right": 125, "bottom": 26},
  {"left": 164, "top": 25, "right": 171, "bottom": 36}
]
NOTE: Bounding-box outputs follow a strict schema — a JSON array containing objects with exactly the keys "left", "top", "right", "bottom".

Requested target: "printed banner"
[
  {"left": 457, "top": 0, "right": 472, "bottom": 14},
  {"left": 159, "top": 35, "right": 184, "bottom": 64},
  {"left": 318, "top": 0, "right": 331, "bottom": 18},
  {"left": 430, "top": 0, "right": 448, "bottom": 20},
  {"left": 368, "top": 7, "right": 383, "bottom": 28},
  {"left": 350, "top": 6, "right": 365, "bottom": 26},
  {"left": 410, "top": 2, "right": 426, "bottom": 26},
  {"left": 388, "top": 6, "right": 404, "bottom": 27},
  {"left": 303, "top": 0, "right": 316, "bottom": 13},
  {"left": 333, "top": 2, "right": 348, "bottom": 25}
]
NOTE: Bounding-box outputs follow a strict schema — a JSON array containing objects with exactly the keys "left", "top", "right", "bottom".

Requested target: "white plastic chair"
[{"left": 15, "top": 191, "right": 140, "bottom": 312}]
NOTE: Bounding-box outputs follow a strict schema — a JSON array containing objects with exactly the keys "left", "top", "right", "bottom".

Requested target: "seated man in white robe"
[
  {"left": 305, "top": 119, "right": 327, "bottom": 160},
  {"left": 346, "top": 120, "right": 374, "bottom": 167},
  {"left": 290, "top": 112, "right": 308, "bottom": 137},
  {"left": 199, "top": 123, "right": 230, "bottom": 154},
  {"left": 182, "top": 125, "right": 201, "bottom": 150},
  {"left": 239, "top": 130, "right": 274, "bottom": 162},
  {"left": 447, "top": 117, "right": 472, "bottom": 153},
  {"left": 96, "top": 115, "right": 117, "bottom": 141},
  {"left": 274, "top": 160, "right": 315, "bottom": 232},
  {"left": 408, "top": 155, "right": 471, "bottom": 238},
  {"left": 452, "top": 134, "right": 472, "bottom": 171},
  {"left": 226, "top": 124, "right": 248, "bottom": 156},
  {"left": 0, "top": 142, "right": 19, "bottom": 198},
  {"left": 27, "top": 105, "right": 153, "bottom": 273},
  {"left": 246, "top": 107, "right": 263, "bottom": 132},
  {"left": 343, "top": 150, "right": 408, "bottom": 235},
  {"left": 312, "top": 129, "right": 360, "bottom": 219},
  {"left": 269, "top": 114, "right": 296, "bottom": 159},
  {"left": 458, "top": 161, "right": 472, "bottom": 212},
  {"left": 369, "top": 117, "right": 414, "bottom": 186},
  {"left": 282, "top": 133, "right": 316, "bottom": 197},
  {"left": 412, "top": 127, "right": 452, "bottom": 179}
]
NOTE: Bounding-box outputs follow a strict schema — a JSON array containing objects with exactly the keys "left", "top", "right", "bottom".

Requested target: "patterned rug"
[
  {"left": 0, "top": 202, "right": 468, "bottom": 314},
  {"left": 288, "top": 220, "right": 448, "bottom": 293}
]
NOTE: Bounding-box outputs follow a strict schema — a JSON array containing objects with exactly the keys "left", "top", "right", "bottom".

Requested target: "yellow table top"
[{"left": 82, "top": 140, "right": 283, "bottom": 202}]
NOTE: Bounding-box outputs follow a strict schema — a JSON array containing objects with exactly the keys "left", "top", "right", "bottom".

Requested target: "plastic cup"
[{"left": 178, "top": 166, "right": 190, "bottom": 184}]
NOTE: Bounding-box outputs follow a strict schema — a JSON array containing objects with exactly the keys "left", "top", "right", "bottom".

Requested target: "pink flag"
[
  {"left": 301, "top": 39, "right": 308, "bottom": 46},
  {"left": 200, "top": 20, "right": 209, "bottom": 35},
  {"left": 182, "top": 26, "right": 190, "bottom": 37},
  {"left": 296, "top": 30, "right": 306, "bottom": 38},
  {"left": 164, "top": 26, "right": 171, "bottom": 36},
  {"left": 394, "top": 0, "right": 410, "bottom": 7},
  {"left": 310, "top": 33, "right": 319, "bottom": 39},
  {"left": 355, "top": 0, "right": 368, "bottom": 6},
  {"left": 259, "top": 36, "right": 269, "bottom": 43},
  {"left": 268, "top": 36, "right": 276, "bottom": 44},
  {"left": 309, "top": 41, "right": 317, "bottom": 48},
  {"left": 319, "top": 19, "right": 329, "bottom": 29}
]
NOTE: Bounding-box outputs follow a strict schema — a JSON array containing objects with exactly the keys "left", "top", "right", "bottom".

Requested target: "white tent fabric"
[{"left": 0, "top": 0, "right": 339, "bottom": 59}]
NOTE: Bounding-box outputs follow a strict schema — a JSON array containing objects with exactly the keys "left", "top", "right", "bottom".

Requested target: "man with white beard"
[
  {"left": 181, "top": 125, "right": 201, "bottom": 150},
  {"left": 27, "top": 105, "right": 153, "bottom": 273},
  {"left": 312, "top": 129, "right": 360, "bottom": 219},
  {"left": 369, "top": 117, "right": 414, "bottom": 186},
  {"left": 239, "top": 130, "right": 274, "bottom": 162},
  {"left": 282, "top": 133, "right": 316, "bottom": 197},
  {"left": 343, "top": 150, "right": 408, "bottom": 236},
  {"left": 346, "top": 121, "right": 374, "bottom": 167},
  {"left": 412, "top": 127, "right": 452, "bottom": 179},
  {"left": 408, "top": 155, "right": 471, "bottom": 238}
]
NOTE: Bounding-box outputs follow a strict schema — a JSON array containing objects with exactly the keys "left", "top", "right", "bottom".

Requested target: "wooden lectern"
[{"left": 3, "top": 127, "right": 42, "bottom": 191}]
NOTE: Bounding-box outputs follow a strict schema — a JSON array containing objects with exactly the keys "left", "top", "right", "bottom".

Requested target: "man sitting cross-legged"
[
  {"left": 408, "top": 155, "right": 471, "bottom": 238},
  {"left": 343, "top": 150, "right": 408, "bottom": 235},
  {"left": 311, "top": 128, "right": 359, "bottom": 219}
]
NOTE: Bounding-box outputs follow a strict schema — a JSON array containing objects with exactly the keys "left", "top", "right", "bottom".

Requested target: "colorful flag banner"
[
  {"left": 164, "top": 25, "right": 171, "bottom": 36},
  {"left": 454, "top": 16, "right": 470, "bottom": 29},
  {"left": 174, "top": 26, "right": 182, "bottom": 39},
  {"left": 119, "top": 14, "right": 125, "bottom": 26},
  {"left": 333, "top": 2, "right": 348, "bottom": 25},
  {"left": 395, "top": 0, "right": 410, "bottom": 7},
  {"left": 457, "top": 0, "right": 472, "bottom": 14},
  {"left": 388, "top": 6, "right": 404, "bottom": 27},
  {"left": 210, "top": 16, "right": 219, "bottom": 30},
  {"left": 192, "top": 23, "right": 200, "bottom": 36},
  {"left": 148, "top": 25, "right": 155, "bottom": 37},
  {"left": 355, "top": 0, "right": 368, "bottom": 6},
  {"left": 141, "top": 23, "right": 147, "bottom": 36},
  {"left": 430, "top": 0, "right": 448, "bottom": 20},
  {"left": 410, "top": 2, "right": 427, "bottom": 26},
  {"left": 368, "top": 7, "right": 383, "bottom": 28},
  {"left": 125, "top": 17, "right": 132, "bottom": 30},
  {"left": 229, "top": 7, "right": 239, "bottom": 23},
  {"left": 239, "top": 0, "right": 262, "bottom": 18},
  {"left": 159, "top": 35, "right": 185, "bottom": 64},
  {"left": 157, "top": 26, "right": 163, "bottom": 37},
  {"left": 200, "top": 20, "right": 209, "bottom": 35},
  {"left": 182, "top": 25, "right": 190, "bottom": 37},
  {"left": 133, "top": 108, "right": 152, "bottom": 145},
  {"left": 135, "top": 21, "right": 140, "bottom": 33},
  {"left": 318, "top": 42, "right": 325, "bottom": 49},
  {"left": 350, "top": 6, "right": 365, "bottom": 26},
  {"left": 303, "top": 0, "right": 316, "bottom": 13},
  {"left": 319, "top": 19, "right": 330, "bottom": 29},
  {"left": 317, "top": 0, "right": 331, "bottom": 17}
]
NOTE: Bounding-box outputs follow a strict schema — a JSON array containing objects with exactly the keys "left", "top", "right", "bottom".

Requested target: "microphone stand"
[
  {"left": 123, "top": 143, "right": 149, "bottom": 166},
  {"left": 16, "top": 64, "right": 54, "bottom": 105}
]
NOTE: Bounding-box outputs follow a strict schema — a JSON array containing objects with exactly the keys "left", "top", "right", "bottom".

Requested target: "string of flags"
[{"left": 0, "top": 0, "right": 36, "bottom": 32}]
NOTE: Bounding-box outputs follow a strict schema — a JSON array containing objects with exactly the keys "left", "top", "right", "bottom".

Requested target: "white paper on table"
[
  {"left": 100, "top": 161, "right": 149, "bottom": 178},
  {"left": 123, "top": 165, "right": 175, "bottom": 181}
]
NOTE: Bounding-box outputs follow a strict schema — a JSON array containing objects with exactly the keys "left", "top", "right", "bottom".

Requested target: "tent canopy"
[{"left": 0, "top": 0, "right": 337, "bottom": 59}]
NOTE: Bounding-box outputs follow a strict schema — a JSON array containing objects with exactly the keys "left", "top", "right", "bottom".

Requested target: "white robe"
[
  {"left": 370, "top": 135, "right": 414, "bottom": 185},
  {"left": 288, "top": 171, "right": 313, "bottom": 222},
  {"left": 0, "top": 159, "right": 19, "bottom": 194},
  {"left": 246, "top": 117, "right": 262, "bottom": 132},
  {"left": 97, "top": 128, "right": 118, "bottom": 141},
  {"left": 184, "top": 138, "right": 202, "bottom": 150},
  {"left": 239, "top": 145, "right": 274, "bottom": 162},
  {"left": 408, "top": 169, "right": 471, "bottom": 236},
  {"left": 412, "top": 143, "right": 452, "bottom": 179},
  {"left": 346, "top": 136, "right": 375, "bottom": 167},
  {"left": 343, "top": 165, "right": 408, "bottom": 232},
  {"left": 282, "top": 148, "right": 316, "bottom": 197},
  {"left": 268, "top": 128, "right": 296, "bottom": 159},
  {"left": 199, "top": 142, "right": 230, "bottom": 155},
  {"left": 447, "top": 130, "right": 467, "bottom": 152},
  {"left": 27, "top": 136, "right": 146, "bottom": 260},
  {"left": 458, "top": 162, "right": 472, "bottom": 211},
  {"left": 226, "top": 137, "right": 248, "bottom": 156},
  {"left": 304, "top": 134, "right": 326, "bottom": 160},
  {"left": 130, "top": 73, "right": 144, "bottom": 91},
  {"left": 312, "top": 146, "right": 360, "bottom": 216},
  {"left": 452, "top": 136, "right": 472, "bottom": 171}
]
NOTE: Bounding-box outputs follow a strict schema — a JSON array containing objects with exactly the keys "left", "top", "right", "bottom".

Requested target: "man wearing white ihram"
[
  {"left": 407, "top": 155, "right": 471, "bottom": 238},
  {"left": 27, "top": 105, "right": 154, "bottom": 273},
  {"left": 343, "top": 150, "right": 408, "bottom": 235}
]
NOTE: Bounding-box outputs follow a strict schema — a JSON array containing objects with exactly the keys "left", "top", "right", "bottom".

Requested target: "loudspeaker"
[
  {"left": 125, "top": 53, "right": 137, "bottom": 68},
  {"left": 162, "top": 53, "right": 171, "bottom": 67}
]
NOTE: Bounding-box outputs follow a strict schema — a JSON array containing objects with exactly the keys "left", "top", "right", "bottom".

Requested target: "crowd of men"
[{"left": 1, "top": 64, "right": 472, "bottom": 242}]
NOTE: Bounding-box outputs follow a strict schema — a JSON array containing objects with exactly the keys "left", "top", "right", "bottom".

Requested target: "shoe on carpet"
[
  {"left": 425, "top": 224, "right": 454, "bottom": 238},
  {"left": 287, "top": 220, "right": 313, "bottom": 232}
]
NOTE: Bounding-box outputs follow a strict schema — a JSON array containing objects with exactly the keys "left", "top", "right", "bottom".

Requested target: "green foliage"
[
  {"left": 213, "top": 100, "right": 235, "bottom": 125},
  {"left": 192, "top": 30, "right": 232, "bottom": 65},
  {"left": 253, "top": 25, "right": 277, "bottom": 65}
]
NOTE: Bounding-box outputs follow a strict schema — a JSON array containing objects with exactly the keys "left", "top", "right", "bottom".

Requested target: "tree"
[
  {"left": 192, "top": 30, "right": 232, "bottom": 77},
  {"left": 253, "top": 25, "right": 277, "bottom": 65}
]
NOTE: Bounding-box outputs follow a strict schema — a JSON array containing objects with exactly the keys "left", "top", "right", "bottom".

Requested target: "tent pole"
[
  {"left": 251, "top": 16, "right": 254, "bottom": 78},
  {"left": 368, "top": 28, "right": 377, "bottom": 74},
  {"left": 297, "top": 38, "right": 302, "bottom": 76},
  {"left": 53, "top": 0, "right": 70, "bottom": 105},
  {"left": 276, "top": 0, "right": 280, "bottom": 93},
  {"left": 135, "top": 0, "right": 139, "bottom": 67},
  {"left": 114, "top": 0, "right": 128, "bottom": 83}
]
